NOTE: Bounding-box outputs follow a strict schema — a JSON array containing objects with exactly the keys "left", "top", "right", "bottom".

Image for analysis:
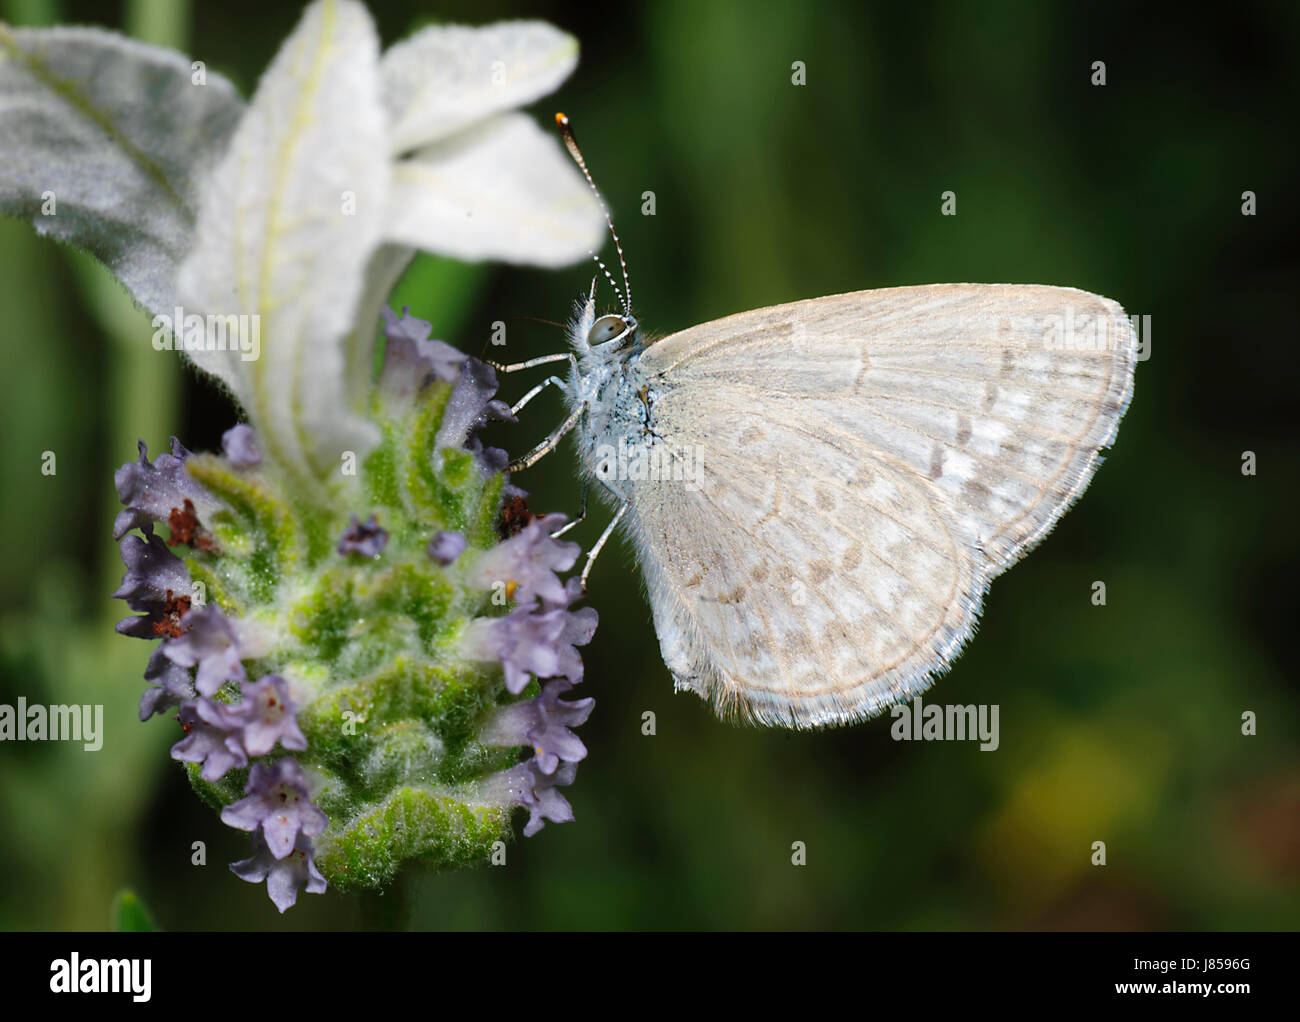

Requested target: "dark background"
[{"left": 0, "top": 0, "right": 1296, "bottom": 929}]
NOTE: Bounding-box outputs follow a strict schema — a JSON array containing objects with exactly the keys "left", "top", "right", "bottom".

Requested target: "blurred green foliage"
[
  {"left": 0, "top": 0, "right": 1296, "bottom": 930},
  {"left": 110, "top": 889, "right": 158, "bottom": 932}
]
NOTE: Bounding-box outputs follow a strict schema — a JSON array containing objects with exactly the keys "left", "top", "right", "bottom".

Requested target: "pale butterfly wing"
[{"left": 625, "top": 283, "right": 1136, "bottom": 728}]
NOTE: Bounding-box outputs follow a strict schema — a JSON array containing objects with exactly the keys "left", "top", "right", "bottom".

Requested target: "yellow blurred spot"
[{"left": 979, "top": 722, "right": 1171, "bottom": 913}]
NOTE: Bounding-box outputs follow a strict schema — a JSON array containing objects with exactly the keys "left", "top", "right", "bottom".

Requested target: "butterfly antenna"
[
  {"left": 593, "top": 254, "right": 625, "bottom": 311},
  {"left": 556, "top": 112, "right": 632, "bottom": 316}
]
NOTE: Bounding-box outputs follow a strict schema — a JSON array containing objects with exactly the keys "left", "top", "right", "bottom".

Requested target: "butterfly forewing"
[{"left": 625, "top": 283, "right": 1136, "bottom": 728}]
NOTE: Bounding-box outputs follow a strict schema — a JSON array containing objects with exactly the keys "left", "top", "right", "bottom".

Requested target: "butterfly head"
[{"left": 567, "top": 287, "right": 639, "bottom": 362}]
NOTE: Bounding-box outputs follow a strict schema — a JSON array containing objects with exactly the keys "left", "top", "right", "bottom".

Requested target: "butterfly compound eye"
[{"left": 588, "top": 314, "right": 630, "bottom": 346}]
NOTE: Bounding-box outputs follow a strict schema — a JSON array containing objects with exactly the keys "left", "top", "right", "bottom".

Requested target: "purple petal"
[
  {"left": 435, "top": 358, "right": 517, "bottom": 470},
  {"left": 112, "top": 530, "right": 192, "bottom": 610},
  {"left": 138, "top": 645, "right": 196, "bottom": 721},
  {"left": 427, "top": 530, "right": 468, "bottom": 566},
  {"left": 337, "top": 514, "right": 388, "bottom": 558},
  {"left": 487, "top": 759, "right": 579, "bottom": 838},
  {"left": 463, "top": 609, "right": 568, "bottom": 694},
  {"left": 231, "top": 832, "right": 326, "bottom": 914},
  {"left": 221, "top": 425, "right": 262, "bottom": 468},
  {"left": 161, "top": 604, "right": 248, "bottom": 697},
  {"left": 235, "top": 675, "right": 306, "bottom": 756},
  {"left": 472, "top": 516, "right": 580, "bottom": 610},
  {"left": 113, "top": 438, "right": 219, "bottom": 540},
  {"left": 220, "top": 758, "right": 327, "bottom": 859},
  {"left": 480, "top": 680, "right": 594, "bottom": 774},
  {"left": 380, "top": 306, "right": 468, "bottom": 398},
  {"left": 170, "top": 700, "right": 247, "bottom": 781}
]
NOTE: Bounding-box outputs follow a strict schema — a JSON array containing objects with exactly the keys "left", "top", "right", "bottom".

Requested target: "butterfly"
[{"left": 494, "top": 114, "right": 1137, "bottom": 730}]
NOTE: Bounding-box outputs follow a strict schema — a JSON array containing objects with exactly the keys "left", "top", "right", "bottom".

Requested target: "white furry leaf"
[
  {"left": 176, "top": 0, "right": 387, "bottom": 482},
  {"left": 380, "top": 20, "right": 578, "bottom": 154},
  {"left": 388, "top": 113, "right": 603, "bottom": 267},
  {"left": 0, "top": 24, "right": 243, "bottom": 315}
]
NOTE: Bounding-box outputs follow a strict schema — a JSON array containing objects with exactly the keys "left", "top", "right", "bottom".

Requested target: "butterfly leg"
[
  {"left": 510, "top": 375, "right": 569, "bottom": 416},
  {"left": 484, "top": 352, "right": 572, "bottom": 374},
  {"left": 579, "top": 484, "right": 630, "bottom": 594},
  {"left": 551, "top": 477, "right": 589, "bottom": 538},
  {"left": 506, "top": 401, "right": 584, "bottom": 472}
]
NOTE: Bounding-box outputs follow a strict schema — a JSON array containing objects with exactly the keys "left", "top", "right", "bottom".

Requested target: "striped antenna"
[
  {"left": 593, "top": 254, "right": 625, "bottom": 312},
  {"left": 556, "top": 112, "right": 632, "bottom": 316}
]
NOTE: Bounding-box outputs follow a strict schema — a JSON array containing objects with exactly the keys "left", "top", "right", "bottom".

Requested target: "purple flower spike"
[
  {"left": 221, "top": 757, "right": 327, "bottom": 859},
  {"left": 171, "top": 699, "right": 247, "bottom": 781},
  {"left": 139, "top": 645, "right": 196, "bottom": 721},
  {"left": 380, "top": 306, "right": 468, "bottom": 398},
  {"left": 481, "top": 680, "right": 594, "bottom": 774},
  {"left": 472, "top": 516, "right": 580, "bottom": 609},
  {"left": 427, "top": 530, "right": 467, "bottom": 566},
  {"left": 337, "top": 514, "right": 388, "bottom": 558},
  {"left": 221, "top": 424, "right": 261, "bottom": 468},
  {"left": 113, "top": 437, "right": 218, "bottom": 540},
  {"left": 488, "top": 759, "right": 579, "bottom": 837},
  {"left": 231, "top": 831, "right": 326, "bottom": 914},
  {"left": 231, "top": 674, "right": 307, "bottom": 756},
  {"left": 161, "top": 604, "right": 252, "bottom": 697}
]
